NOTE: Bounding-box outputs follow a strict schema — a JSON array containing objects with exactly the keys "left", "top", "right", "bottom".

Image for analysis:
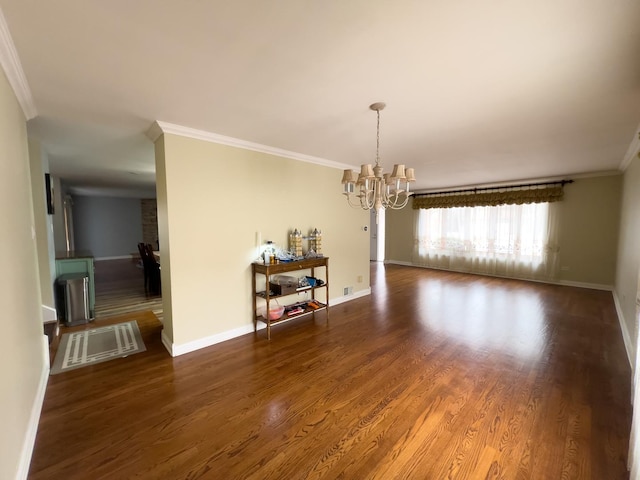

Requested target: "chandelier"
[{"left": 341, "top": 102, "right": 416, "bottom": 223}]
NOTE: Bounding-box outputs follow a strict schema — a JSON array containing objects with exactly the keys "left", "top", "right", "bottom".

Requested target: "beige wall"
[
  {"left": 615, "top": 157, "right": 640, "bottom": 364},
  {"left": 156, "top": 133, "right": 370, "bottom": 349},
  {"left": 28, "top": 139, "right": 56, "bottom": 308},
  {"left": 556, "top": 175, "right": 621, "bottom": 285},
  {"left": 0, "top": 70, "right": 48, "bottom": 478},
  {"left": 386, "top": 175, "right": 622, "bottom": 287},
  {"left": 385, "top": 202, "right": 414, "bottom": 263},
  {"left": 155, "top": 137, "right": 173, "bottom": 342}
]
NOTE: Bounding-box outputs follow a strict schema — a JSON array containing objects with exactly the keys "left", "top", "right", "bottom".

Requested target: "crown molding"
[
  {"left": 146, "top": 120, "right": 353, "bottom": 171},
  {"left": 0, "top": 8, "right": 36, "bottom": 119},
  {"left": 619, "top": 124, "right": 640, "bottom": 172},
  {"left": 145, "top": 121, "right": 164, "bottom": 143}
]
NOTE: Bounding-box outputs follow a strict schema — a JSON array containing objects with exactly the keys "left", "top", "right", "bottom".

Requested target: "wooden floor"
[
  {"left": 94, "top": 258, "right": 163, "bottom": 321},
  {"left": 30, "top": 264, "right": 632, "bottom": 479},
  {"left": 46, "top": 259, "right": 163, "bottom": 367}
]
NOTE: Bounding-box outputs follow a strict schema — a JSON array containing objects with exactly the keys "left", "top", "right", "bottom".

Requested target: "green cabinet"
[{"left": 55, "top": 254, "right": 95, "bottom": 318}]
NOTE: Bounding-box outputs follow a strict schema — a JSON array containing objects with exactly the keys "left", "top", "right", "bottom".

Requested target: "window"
[{"left": 413, "top": 202, "right": 558, "bottom": 280}]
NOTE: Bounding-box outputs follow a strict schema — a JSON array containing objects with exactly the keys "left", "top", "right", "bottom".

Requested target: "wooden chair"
[
  {"left": 138, "top": 243, "right": 161, "bottom": 295},
  {"left": 144, "top": 243, "right": 161, "bottom": 295},
  {"left": 137, "top": 243, "right": 149, "bottom": 290}
]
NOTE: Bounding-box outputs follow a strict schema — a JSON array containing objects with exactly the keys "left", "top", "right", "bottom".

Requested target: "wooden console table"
[{"left": 251, "top": 257, "right": 329, "bottom": 339}]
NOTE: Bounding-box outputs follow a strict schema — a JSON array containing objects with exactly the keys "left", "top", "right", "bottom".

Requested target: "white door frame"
[{"left": 370, "top": 209, "right": 385, "bottom": 262}]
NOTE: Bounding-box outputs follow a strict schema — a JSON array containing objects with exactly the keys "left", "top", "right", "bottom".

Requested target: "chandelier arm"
[
  {"left": 385, "top": 192, "right": 413, "bottom": 210},
  {"left": 381, "top": 190, "right": 414, "bottom": 209},
  {"left": 345, "top": 193, "right": 370, "bottom": 210},
  {"left": 360, "top": 188, "right": 375, "bottom": 210},
  {"left": 389, "top": 197, "right": 410, "bottom": 210}
]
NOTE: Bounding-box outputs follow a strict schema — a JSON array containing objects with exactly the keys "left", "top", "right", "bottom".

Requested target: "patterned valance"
[{"left": 412, "top": 185, "right": 564, "bottom": 210}]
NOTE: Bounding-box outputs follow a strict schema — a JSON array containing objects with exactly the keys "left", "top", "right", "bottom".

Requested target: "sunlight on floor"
[{"left": 415, "top": 277, "right": 549, "bottom": 361}]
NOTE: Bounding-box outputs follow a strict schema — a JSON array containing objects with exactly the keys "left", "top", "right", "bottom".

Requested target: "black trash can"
[{"left": 56, "top": 273, "right": 91, "bottom": 326}]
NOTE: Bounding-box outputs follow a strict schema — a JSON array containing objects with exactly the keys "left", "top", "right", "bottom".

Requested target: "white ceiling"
[{"left": 1, "top": 1, "right": 639, "bottom": 196}]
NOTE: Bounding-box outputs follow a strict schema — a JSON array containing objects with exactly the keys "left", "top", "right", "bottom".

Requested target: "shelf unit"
[{"left": 251, "top": 257, "right": 329, "bottom": 339}]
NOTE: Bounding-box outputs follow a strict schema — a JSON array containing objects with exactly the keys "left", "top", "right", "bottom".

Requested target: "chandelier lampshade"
[{"left": 341, "top": 102, "right": 416, "bottom": 223}]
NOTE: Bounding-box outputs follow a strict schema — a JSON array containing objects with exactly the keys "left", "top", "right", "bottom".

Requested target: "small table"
[{"left": 251, "top": 257, "right": 329, "bottom": 339}]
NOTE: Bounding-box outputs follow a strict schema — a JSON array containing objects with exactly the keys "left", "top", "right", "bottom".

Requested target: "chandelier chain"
[{"left": 376, "top": 109, "right": 381, "bottom": 167}]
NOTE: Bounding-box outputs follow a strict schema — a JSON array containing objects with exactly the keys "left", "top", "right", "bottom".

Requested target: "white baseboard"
[
  {"left": 330, "top": 287, "right": 371, "bottom": 306},
  {"left": 94, "top": 255, "right": 132, "bottom": 261},
  {"left": 613, "top": 290, "right": 634, "bottom": 368},
  {"left": 385, "top": 260, "right": 413, "bottom": 267},
  {"left": 385, "top": 260, "right": 613, "bottom": 291},
  {"left": 160, "top": 329, "right": 172, "bottom": 356},
  {"left": 162, "top": 292, "right": 370, "bottom": 357},
  {"left": 550, "top": 279, "right": 613, "bottom": 291},
  {"left": 162, "top": 323, "right": 265, "bottom": 357},
  {"left": 41, "top": 305, "right": 56, "bottom": 323},
  {"left": 16, "top": 335, "right": 50, "bottom": 480}
]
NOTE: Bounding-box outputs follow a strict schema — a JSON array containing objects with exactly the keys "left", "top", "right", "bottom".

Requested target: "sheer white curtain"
[{"left": 412, "top": 202, "right": 559, "bottom": 280}]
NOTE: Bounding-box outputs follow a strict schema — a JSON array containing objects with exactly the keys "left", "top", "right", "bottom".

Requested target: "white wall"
[
  {"left": 155, "top": 132, "right": 371, "bottom": 353},
  {"left": 0, "top": 69, "right": 48, "bottom": 479},
  {"left": 28, "top": 140, "right": 56, "bottom": 309},
  {"left": 369, "top": 208, "right": 385, "bottom": 262},
  {"left": 615, "top": 156, "right": 640, "bottom": 365},
  {"left": 72, "top": 195, "right": 144, "bottom": 258}
]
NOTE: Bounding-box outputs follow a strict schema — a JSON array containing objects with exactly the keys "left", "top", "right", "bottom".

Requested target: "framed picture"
[{"left": 45, "top": 173, "right": 54, "bottom": 214}]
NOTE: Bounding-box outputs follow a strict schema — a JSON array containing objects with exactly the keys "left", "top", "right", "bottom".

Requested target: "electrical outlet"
[
  {"left": 357, "top": 275, "right": 363, "bottom": 283},
  {"left": 344, "top": 286, "right": 353, "bottom": 295}
]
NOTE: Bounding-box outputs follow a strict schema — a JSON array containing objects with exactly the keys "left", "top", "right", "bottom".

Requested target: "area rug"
[{"left": 51, "top": 321, "right": 146, "bottom": 375}]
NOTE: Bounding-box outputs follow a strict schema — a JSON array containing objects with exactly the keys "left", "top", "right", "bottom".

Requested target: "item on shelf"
[
  {"left": 262, "top": 241, "right": 275, "bottom": 264},
  {"left": 307, "top": 300, "right": 321, "bottom": 310},
  {"left": 275, "top": 250, "right": 296, "bottom": 262},
  {"left": 256, "top": 289, "right": 275, "bottom": 298},
  {"left": 260, "top": 304, "right": 285, "bottom": 320},
  {"left": 272, "top": 275, "right": 297, "bottom": 287},
  {"left": 270, "top": 275, "right": 298, "bottom": 295},
  {"left": 289, "top": 228, "right": 303, "bottom": 257},
  {"left": 284, "top": 301, "right": 307, "bottom": 314},
  {"left": 309, "top": 228, "right": 322, "bottom": 255}
]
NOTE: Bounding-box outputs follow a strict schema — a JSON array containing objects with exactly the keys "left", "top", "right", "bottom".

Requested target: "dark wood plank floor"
[
  {"left": 94, "top": 258, "right": 163, "bottom": 321},
  {"left": 30, "top": 263, "right": 632, "bottom": 479}
]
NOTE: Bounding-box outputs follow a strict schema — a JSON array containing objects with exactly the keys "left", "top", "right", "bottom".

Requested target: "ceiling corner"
[
  {"left": 0, "top": 7, "right": 36, "bottom": 120},
  {"left": 619, "top": 125, "right": 640, "bottom": 172},
  {"left": 145, "top": 121, "right": 164, "bottom": 142}
]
